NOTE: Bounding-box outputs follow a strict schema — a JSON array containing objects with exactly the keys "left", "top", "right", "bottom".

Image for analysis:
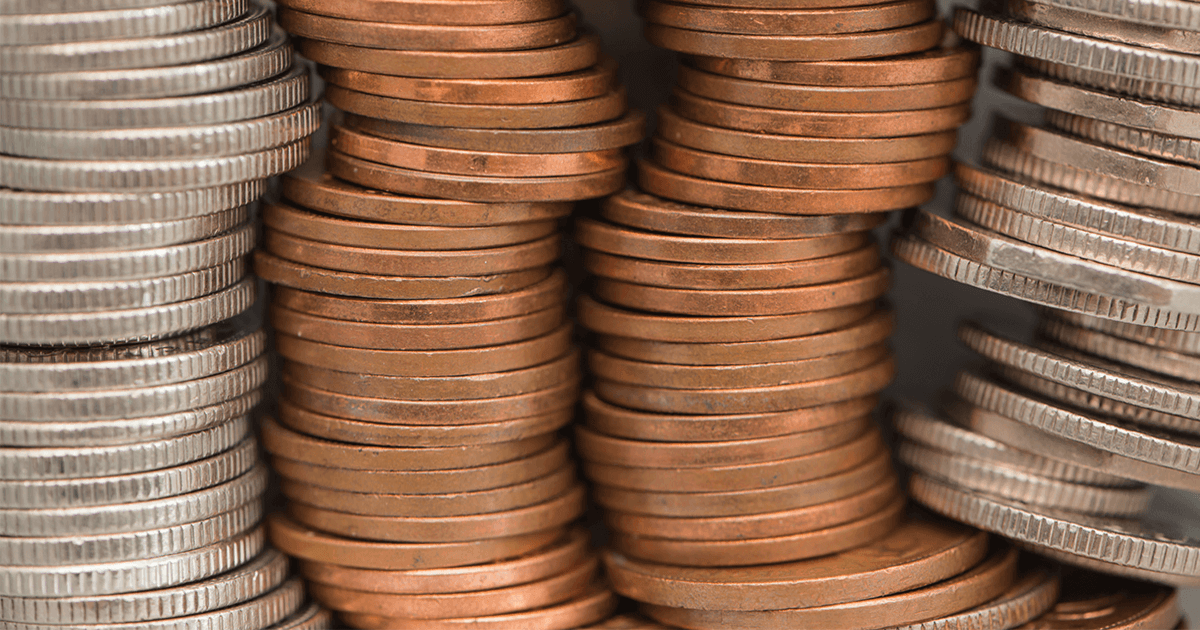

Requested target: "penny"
[
  {"left": 1013, "top": 581, "right": 1177, "bottom": 630},
  {"left": 603, "top": 519, "right": 988, "bottom": 610},
  {"left": 584, "top": 614, "right": 669, "bottom": 629},
  {"left": 583, "top": 390, "right": 878, "bottom": 442},
  {"left": 671, "top": 89, "right": 973, "bottom": 138},
  {"left": 276, "top": 8, "right": 576, "bottom": 52},
  {"left": 294, "top": 34, "right": 600, "bottom": 79},
  {"left": 344, "top": 110, "right": 645, "bottom": 154},
  {"left": 340, "top": 584, "right": 616, "bottom": 630},
  {"left": 594, "top": 356, "right": 894, "bottom": 414},
  {"left": 321, "top": 62, "right": 614, "bottom": 105},
  {"left": 591, "top": 268, "right": 890, "bottom": 316},
  {"left": 677, "top": 65, "right": 976, "bottom": 112},
  {"left": 328, "top": 151, "right": 626, "bottom": 203},
  {"left": 640, "top": 0, "right": 935, "bottom": 35},
  {"left": 298, "top": 528, "right": 588, "bottom": 594},
  {"left": 639, "top": 160, "right": 935, "bottom": 214},
  {"left": 645, "top": 20, "right": 943, "bottom": 60},
  {"left": 894, "top": 569, "right": 1058, "bottom": 630},
  {"left": 656, "top": 107, "right": 958, "bottom": 165},
  {"left": 287, "top": 485, "right": 585, "bottom": 542},
  {"left": 273, "top": 0, "right": 565, "bottom": 25},
  {"left": 691, "top": 44, "right": 980, "bottom": 86},
  {"left": 643, "top": 546, "right": 1016, "bottom": 630},
  {"left": 596, "top": 310, "right": 892, "bottom": 365},
  {"left": 267, "top": 514, "right": 561, "bottom": 571},
  {"left": 653, "top": 139, "right": 950, "bottom": 189}
]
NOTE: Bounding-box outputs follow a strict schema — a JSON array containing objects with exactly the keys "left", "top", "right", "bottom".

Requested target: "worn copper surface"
[
  {"left": 640, "top": 0, "right": 935, "bottom": 35},
  {"left": 583, "top": 246, "right": 881, "bottom": 289},
  {"left": 320, "top": 63, "right": 615, "bottom": 105},
  {"left": 345, "top": 111, "right": 646, "bottom": 154},
  {"left": 691, "top": 43, "right": 980, "bottom": 86},
  {"left": 340, "top": 585, "right": 616, "bottom": 630},
  {"left": 645, "top": 20, "right": 944, "bottom": 60},
  {"left": 273, "top": 0, "right": 567, "bottom": 26},
  {"left": 277, "top": 9, "right": 576, "bottom": 52}
]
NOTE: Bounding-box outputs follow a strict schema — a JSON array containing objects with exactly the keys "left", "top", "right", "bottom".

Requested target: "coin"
[
  {"left": 691, "top": 42, "right": 979, "bottom": 86},
  {"left": 276, "top": 8, "right": 575, "bottom": 51},
  {"left": 1012, "top": 579, "right": 1178, "bottom": 630},
  {"left": 640, "top": 0, "right": 935, "bottom": 36},
  {"left": 893, "top": 568, "right": 1058, "bottom": 630},
  {"left": 321, "top": 62, "right": 614, "bottom": 105},
  {"left": 339, "top": 584, "right": 616, "bottom": 630},
  {"left": 344, "top": 110, "right": 645, "bottom": 154},
  {"left": 273, "top": 0, "right": 565, "bottom": 25},
  {"left": 645, "top": 19, "right": 943, "bottom": 60},
  {"left": 0, "top": 0, "right": 248, "bottom": 45}
]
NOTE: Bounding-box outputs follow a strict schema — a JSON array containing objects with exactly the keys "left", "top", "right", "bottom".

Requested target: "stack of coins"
[
  {"left": 0, "top": 1, "right": 326, "bottom": 627},
  {"left": 258, "top": 1, "right": 642, "bottom": 626}
]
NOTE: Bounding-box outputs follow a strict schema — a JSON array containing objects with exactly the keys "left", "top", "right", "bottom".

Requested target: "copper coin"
[
  {"left": 320, "top": 62, "right": 614, "bottom": 105},
  {"left": 261, "top": 417, "right": 555, "bottom": 470},
  {"left": 270, "top": 304, "right": 564, "bottom": 350},
  {"left": 329, "top": 151, "right": 626, "bottom": 203},
  {"left": 653, "top": 139, "right": 950, "bottom": 189},
  {"left": 309, "top": 558, "right": 595, "bottom": 618},
  {"left": 345, "top": 110, "right": 646, "bottom": 154},
  {"left": 281, "top": 376, "right": 578, "bottom": 425},
  {"left": 267, "top": 514, "right": 562, "bottom": 571},
  {"left": 277, "top": 8, "right": 576, "bottom": 52},
  {"left": 341, "top": 584, "right": 616, "bottom": 630},
  {"left": 641, "top": 0, "right": 934, "bottom": 35},
  {"left": 677, "top": 64, "right": 976, "bottom": 112},
  {"left": 602, "top": 189, "right": 889, "bottom": 238},
  {"left": 278, "top": 399, "right": 573, "bottom": 447},
  {"left": 255, "top": 251, "right": 551, "bottom": 299},
  {"left": 263, "top": 202, "right": 557, "bottom": 250},
  {"left": 326, "top": 84, "right": 627, "bottom": 129},
  {"left": 575, "top": 415, "right": 870, "bottom": 468},
  {"left": 265, "top": 231, "right": 560, "bottom": 277},
  {"left": 583, "top": 615, "right": 670, "bottom": 629},
  {"left": 299, "top": 527, "right": 590, "bottom": 594},
  {"left": 591, "top": 447, "right": 892, "bottom": 517},
  {"left": 656, "top": 107, "right": 958, "bottom": 164},
  {"left": 295, "top": 34, "right": 600, "bottom": 79},
  {"left": 280, "top": 466, "right": 575, "bottom": 517},
  {"left": 1015, "top": 582, "right": 1179, "bottom": 629},
  {"left": 282, "top": 168, "right": 571, "bottom": 227},
  {"left": 643, "top": 546, "right": 1017, "bottom": 629},
  {"left": 582, "top": 427, "right": 884, "bottom": 492},
  {"left": 274, "top": 0, "right": 566, "bottom": 25},
  {"left": 582, "top": 390, "right": 878, "bottom": 442},
  {"left": 639, "top": 160, "right": 935, "bottom": 213},
  {"left": 671, "top": 89, "right": 973, "bottom": 138},
  {"left": 594, "top": 355, "right": 895, "bottom": 414},
  {"left": 595, "top": 309, "right": 892, "bottom": 365},
  {"left": 330, "top": 124, "right": 625, "bottom": 177},
  {"left": 591, "top": 268, "right": 890, "bottom": 316},
  {"left": 603, "top": 518, "right": 988, "bottom": 610},
  {"left": 588, "top": 343, "right": 889, "bottom": 389},
  {"left": 691, "top": 43, "right": 980, "bottom": 86},
  {"left": 582, "top": 245, "right": 881, "bottom": 289},
  {"left": 575, "top": 217, "right": 869, "bottom": 263},
  {"left": 272, "top": 441, "right": 570, "bottom": 495},
  {"left": 645, "top": 20, "right": 943, "bottom": 61},
  {"left": 609, "top": 495, "right": 905, "bottom": 567},
  {"left": 576, "top": 295, "right": 876, "bottom": 343},
  {"left": 287, "top": 485, "right": 585, "bottom": 542}
]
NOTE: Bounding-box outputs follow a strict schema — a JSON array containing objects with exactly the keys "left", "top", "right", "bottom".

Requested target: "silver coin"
[
  {"left": 1048, "top": 110, "right": 1200, "bottom": 168},
  {"left": 1028, "top": 57, "right": 1200, "bottom": 108},
  {"left": 265, "top": 603, "right": 332, "bottom": 630},
  {"left": 1009, "top": 0, "right": 1200, "bottom": 53},
  {"left": 0, "top": 206, "right": 247, "bottom": 253},
  {"left": 0, "top": 181, "right": 264, "bottom": 226},
  {"left": 0, "top": 0, "right": 188, "bottom": 15},
  {"left": 0, "top": 0, "right": 248, "bottom": 45},
  {"left": 0, "top": 525, "right": 264, "bottom": 597},
  {"left": 1052, "top": 311, "right": 1200, "bottom": 356},
  {"left": 1041, "top": 318, "right": 1200, "bottom": 380}
]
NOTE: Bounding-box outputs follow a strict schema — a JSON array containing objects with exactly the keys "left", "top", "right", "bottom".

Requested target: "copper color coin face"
[
  {"left": 273, "top": 0, "right": 566, "bottom": 25},
  {"left": 575, "top": 415, "right": 870, "bottom": 468},
  {"left": 330, "top": 124, "right": 625, "bottom": 177},
  {"left": 582, "top": 427, "right": 884, "bottom": 492},
  {"left": 645, "top": 19, "right": 943, "bottom": 61},
  {"left": 295, "top": 34, "right": 601, "bottom": 79},
  {"left": 1017, "top": 582, "right": 1179, "bottom": 629},
  {"left": 287, "top": 484, "right": 586, "bottom": 542},
  {"left": 341, "top": 583, "right": 617, "bottom": 630},
  {"left": 320, "top": 62, "right": 614, "bottom": 105},
  {"left": 584, "top": 615, "right": 670, "bottom": 629},
  {"left": 595, "top": 309, "right": 893, "bottom": 365},
  {"left": 582, "top": 390, "right": 879, "bottom": 442},
  {"left": 281, "top": 168, "right": 571, "bottom": 227},
  {"left": 609, "top": 495, "right": 905, "bottom": 567},
  {"left": 329, "top": 151, "right": 626, "bottom": 203},
  {"left": 271, "top": 441, "right": 571, "bottom": 495},
  {"left": 267, "top": 514, "right": 563, "bottom": 570},
  {"left": 277, "top": 8, "right": 576, "bottom": 52},
  {"left": 640, "top": 0, "right": 935, "bottom": 35},
  {"left": 643, "top": 546, "right": 1017, "bottom": 629},
  {"left": 583, "top": 246, "right": 882, "bottom": 290},
  {"left": 263, "top": 202, "right": 557, "bottom": 250},
  {"left": 602, "top": 189, "right": 889, "bottom": 238},
  {"left": 299, "top": 528, "right": 590, "bottom": 594},
  {"left": 255, "top": 251, "right": 552, "bottom": 299},
  {"left": 603, "top": 518, "right": 988, "bottom": 610},
  {"left": 639, "top": 160, "right": 935, "bottom": 214},
  {"left": 344, "top": 110, "right": 646, "bottom": 154},
  {"left": 690, "top": 43, "right": 980, "bottom": 86},
  {"left": 655, "top": 107, "right": 959, "bottom": 165},
  {"left": 594, "top": 355, "right": 895, "bottom": 414}
]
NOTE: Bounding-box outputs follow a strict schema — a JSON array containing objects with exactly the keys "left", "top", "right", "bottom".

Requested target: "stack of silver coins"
[
  {"left": 0, "top": 1, "right": 327, "bottom": 627},
  {"left": 890, "top": 0, "right": 1200, "bottom": 588}
]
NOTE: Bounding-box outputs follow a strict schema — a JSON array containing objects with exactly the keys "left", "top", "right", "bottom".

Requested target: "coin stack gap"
[
  {"left": 257, "top": 0, "right": 643, "bottom": 627},
  {"left": 887, "top": 0, "right": 1200, "bottom": 589},
  {"left": 0, "top": 1, "right": 327, "bottom": 628}
]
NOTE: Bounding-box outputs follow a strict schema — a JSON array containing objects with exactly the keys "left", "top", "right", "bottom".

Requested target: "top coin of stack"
[{"left": 0, "top": 0, "right": 319, "bottom": 347}]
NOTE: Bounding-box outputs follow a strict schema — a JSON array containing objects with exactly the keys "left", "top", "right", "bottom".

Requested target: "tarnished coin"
[
  {"left": 894, "top": 568, "right": 1058, "bottom": 630},
  {"left": 1012, "top": 579, "right": 1179, "bottom": 630}
]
